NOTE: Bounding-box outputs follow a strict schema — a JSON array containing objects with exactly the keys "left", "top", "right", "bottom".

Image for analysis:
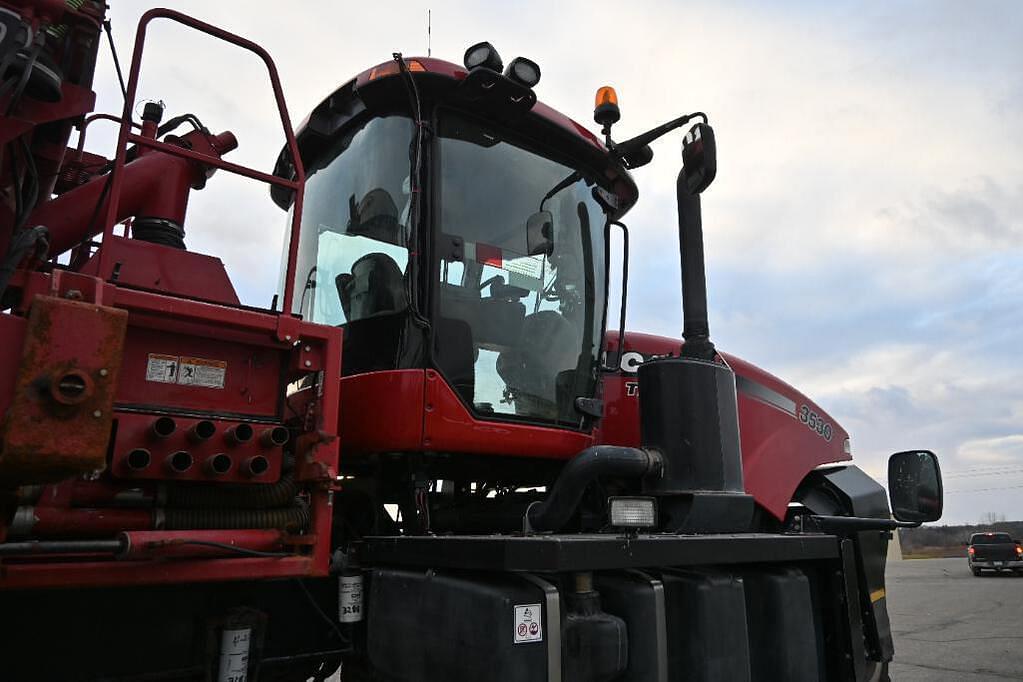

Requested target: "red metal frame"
[
  {"left": 337, "top": 369, "right": 594, "bottom": 460},
  {"left": 0, "top": 7, "right": 343, "bottom": 588},
  {"left": 2, "top": 270, "right": 341, "bottom": 589}
]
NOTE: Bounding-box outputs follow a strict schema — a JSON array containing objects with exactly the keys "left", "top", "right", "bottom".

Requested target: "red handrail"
[{"left": 101, "top": 8, "right": 306, "bottom": 317}]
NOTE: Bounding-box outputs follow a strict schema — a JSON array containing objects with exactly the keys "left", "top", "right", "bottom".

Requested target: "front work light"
[
  {"left": 504, "top": 57, "right": 541, "bottom": 88},
  {"left": 608, "top": 496, "right": 657, "bottom": 529},
  {"left": 463, "top": 41, "right": 503, "bottom": 72}
]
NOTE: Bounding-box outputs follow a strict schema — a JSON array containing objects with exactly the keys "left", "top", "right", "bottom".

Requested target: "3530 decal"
[{"left": 799, "top": 405, "right": 833, "bottom": 442}]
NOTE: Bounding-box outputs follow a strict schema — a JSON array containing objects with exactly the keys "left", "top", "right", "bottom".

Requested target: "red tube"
[
  {"left": 68, "top": 480, "right": 156, "bottom": 508},
  {"left": 117, "top": 529, "right": 285, "bottom": 560},
  {"left": 27, "top": 128, "right": 236, "bottom": 257},
  {"left": 29, "top": 150, "right": 193, "bottom": 256},
  {"left": 12, "top": 506, "right": 154, "bottom": 539}
]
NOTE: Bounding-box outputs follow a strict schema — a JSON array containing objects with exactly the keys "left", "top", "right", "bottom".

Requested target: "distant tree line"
[{"left": 900, "top": 520, "right": 1023, "bottom": 553}]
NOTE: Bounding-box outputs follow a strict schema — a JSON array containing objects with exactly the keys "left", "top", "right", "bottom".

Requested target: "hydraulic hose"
[
  {"left": 163, "top": 504, "right": 308, "bottom": 531},
  {"left": 163, "top": 472, "right": 299, "bottom": 509},
  {"left": 526, "top": 446, "right": 662, "bottom": 532}
]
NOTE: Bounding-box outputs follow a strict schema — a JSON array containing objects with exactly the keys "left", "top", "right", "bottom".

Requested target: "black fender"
[{"left": 796, "top": 465, "right": 894, "bottom": 668}]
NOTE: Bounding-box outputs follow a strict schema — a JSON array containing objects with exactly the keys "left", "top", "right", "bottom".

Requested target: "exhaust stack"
[{"left": 638, "top": 122, "right": 753, "bottom": 533}]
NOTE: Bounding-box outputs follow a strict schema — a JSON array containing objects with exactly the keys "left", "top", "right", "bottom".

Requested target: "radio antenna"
[{"left": 427, "top": 10, "right": 432, "bottom": 57}]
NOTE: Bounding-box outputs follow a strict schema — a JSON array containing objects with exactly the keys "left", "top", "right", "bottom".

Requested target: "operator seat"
[
  {"left": 496, "top": 310, "right": 579, "bottom": 419},
  {"left": 335, "top": 252, "right": 409, "bottom": 375}
]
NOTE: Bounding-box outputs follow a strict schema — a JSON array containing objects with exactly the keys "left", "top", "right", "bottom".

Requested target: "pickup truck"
[{"left": 968, "top": 532, "right": 1023, "bottom": 576}]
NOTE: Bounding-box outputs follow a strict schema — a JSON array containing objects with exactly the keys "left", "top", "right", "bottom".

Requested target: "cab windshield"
[{"left": 435, "top": 112, "right": 608, "bottom": 426}]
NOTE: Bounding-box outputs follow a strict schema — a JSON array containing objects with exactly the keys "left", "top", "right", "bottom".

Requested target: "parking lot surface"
[{"left": 888, "top": 557, "right": 1023, "bottom": 680}]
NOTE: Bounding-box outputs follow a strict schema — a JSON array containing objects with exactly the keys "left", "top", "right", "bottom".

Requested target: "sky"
[{"left": 88, "top": 1, "right": 1023, "bottom": 525}]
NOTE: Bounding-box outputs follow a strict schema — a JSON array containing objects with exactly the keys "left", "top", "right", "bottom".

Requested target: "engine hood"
[{"left": 600, "top": 331, "right": 852, "bottom": 520}]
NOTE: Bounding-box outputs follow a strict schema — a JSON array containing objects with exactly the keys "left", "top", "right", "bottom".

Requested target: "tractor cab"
[{"left": 274, "top": 54, "right": 637, "bottom": 436}]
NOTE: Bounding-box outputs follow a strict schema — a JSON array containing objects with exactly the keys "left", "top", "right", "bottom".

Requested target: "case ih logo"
[
  {"left": 609, "top": 351, "right": 673, "bottom": 375},
  {"left": 607, "top": 351, "right": 673, "bottom": 397}
]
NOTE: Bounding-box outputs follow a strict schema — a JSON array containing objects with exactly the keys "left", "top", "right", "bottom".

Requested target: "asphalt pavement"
[{"left": 888, "top": 557, "right": 1023, "bottom": 680}]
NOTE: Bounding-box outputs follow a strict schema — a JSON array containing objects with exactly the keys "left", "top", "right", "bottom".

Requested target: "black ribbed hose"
[
  {"left": 163, "top": 504, "right": 308, "bottom": 531},
  {"left": 526, "top": 446, "right": 662, "bottom": 532},
  {"left": 164, "top": 472, "right": 299, "bottom": 509}
]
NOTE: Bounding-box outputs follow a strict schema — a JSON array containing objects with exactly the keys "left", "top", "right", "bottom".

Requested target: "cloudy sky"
[{"left": 89, "top": 1, "right": 1021, "bottom": 524}]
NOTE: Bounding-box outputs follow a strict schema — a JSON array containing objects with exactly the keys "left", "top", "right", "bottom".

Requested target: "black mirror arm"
[
  {"left": 612, "top": 111, "right": 708, "bottom": 163},
  {"left": 805, "top": 514, "right": 922, "bottom": 533}
]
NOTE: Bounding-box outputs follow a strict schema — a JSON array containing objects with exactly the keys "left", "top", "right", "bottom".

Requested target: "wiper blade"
[{"left": 539, "top": 170, "right": 581, "bottom": 210}]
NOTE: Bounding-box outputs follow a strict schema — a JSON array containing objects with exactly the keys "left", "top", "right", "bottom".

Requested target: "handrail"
[{"left": 101, "top": 8, "right": 307, "bottom": 317}]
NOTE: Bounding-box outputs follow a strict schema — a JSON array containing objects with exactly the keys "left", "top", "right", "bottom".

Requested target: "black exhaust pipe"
[
  {"left": 526, "top": 446, "right": 662, "bottom": 532},
  {"left": 636, "top": 123, "right": 753, "bottom": 533}
]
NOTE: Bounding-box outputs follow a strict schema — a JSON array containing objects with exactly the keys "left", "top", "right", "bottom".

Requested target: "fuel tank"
[{"left": 600, "top": 332, "right": 850, "bottom": 520}]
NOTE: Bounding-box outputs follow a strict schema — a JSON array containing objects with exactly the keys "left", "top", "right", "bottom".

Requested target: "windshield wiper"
[{"left": 539, "top": 170, "right": 581, "bottom": 211}]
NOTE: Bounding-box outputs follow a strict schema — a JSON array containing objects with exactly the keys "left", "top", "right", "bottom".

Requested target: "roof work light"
[{"left": 463, "top": 41, "right": 503, "bottom": 72}]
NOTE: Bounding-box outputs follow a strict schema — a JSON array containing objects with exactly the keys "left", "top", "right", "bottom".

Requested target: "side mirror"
[
  {"left": 888, "top": 450, "right": 943, "bottom": 523},
  {"left": 681, "top": 122, "right": 716, "bottom": 195},
  {"left": 526, "top": 210, "right": 554, "bottom": 256}
]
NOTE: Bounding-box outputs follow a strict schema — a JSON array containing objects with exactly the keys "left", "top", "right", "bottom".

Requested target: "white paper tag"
[
  {"left": 513, "top": 603, "right": 543, "bottom": 644},
  {"left": 218, "top": 627, "right": 250, "bottom": 682},
  {"left": 339, "top": 574, "right": 364, "bottom": 623}
]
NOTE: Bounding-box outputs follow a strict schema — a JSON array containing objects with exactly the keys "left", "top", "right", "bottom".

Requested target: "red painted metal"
[
  {"left": 0, "top": 296, "right": 127, "bottom": 486},
  {"left": 337, "top": 369, "right": 593, "bottom": 460},
  {"left": 79, "top": 236, "right": 240, "bottom": 305},
  {"left": 1, "top": 556, "right": 316, "bottom": 589},
  {"left": 49, "top": 479, "right": 156, "bottom": 508},
  {"left": 29, "top": 137, "right": 198, "bottom": 256},
  {"left": 350, "top": 57, "right": 607, "bottom": 153},
  {"left": 109, "top": 413, "right": 283, "bottom": 484},
  {"left": 422, "top": 369, "right": 592, "bottom": 460},
  {"left": 127, "top": 133, "right": 295, "bottom": 189},
  {"left": 600, "top": 331, "right": 851, "bottom": 520},
  {"left": 118, "top": 529, "right": 285, "bottom": 560},
  {"left": 115, "top": 326, "right": 283, "bottom": 418},
  {"left": 0, "top": 314, "right": 26, "bottom": 421},
  {"left": 0, "top": 4, "right": 342, "bottom": 595},
  {"left": 13, "top": 506, "right": 153, "bottom": 538},
  {"left": 0, "top": 286, "right": 340, "bottom": 586},
  {"left": 339, "top": 370, "right": 425, "bottom": 455}
]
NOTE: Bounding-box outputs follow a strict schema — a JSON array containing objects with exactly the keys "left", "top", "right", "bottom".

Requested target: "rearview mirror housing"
[
  {"left": 526, "top": 210, "right": 554, "bottom": 256},
  {"left": 681, "top": 122, "right": 716, "bottom": 195},
  {"left": 888, "top": 450, "right": 943, "bottom": 523}
]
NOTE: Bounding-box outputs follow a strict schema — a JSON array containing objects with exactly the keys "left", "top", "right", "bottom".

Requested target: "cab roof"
[{"left": 272, "top": 57, "right": 638, "bottom": 218}]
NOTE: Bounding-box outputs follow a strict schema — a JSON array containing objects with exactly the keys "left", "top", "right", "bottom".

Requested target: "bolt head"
[
  {"left": 99, "top": 368, "right": 109, "bottom": 377},
  {"left": 92, "top": 410, "right": 102, "bottom": 418},
  {"left": 304, "top": 360, "right": 312, "bottom": 367}
]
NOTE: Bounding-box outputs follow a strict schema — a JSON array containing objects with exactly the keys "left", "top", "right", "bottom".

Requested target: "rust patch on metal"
[{"left": 0, "top": 295, "right": 128, "bottom": 486}]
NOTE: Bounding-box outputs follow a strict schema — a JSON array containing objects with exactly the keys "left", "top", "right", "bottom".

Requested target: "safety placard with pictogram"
[{"left": 513, "top": 603, "right": 543, "bottom": 644}]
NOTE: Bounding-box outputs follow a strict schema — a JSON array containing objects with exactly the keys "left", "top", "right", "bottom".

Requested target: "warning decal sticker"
[
  {"left": 145, "top": 354, "right": 179, "bottom": 384},
  {"left": 146, "top": 354, "right": 226, "bottom": 389},
  {"left": 177, "top": 356, "right": 227, "bottom": 389},
  {"left": 513, "top": 603, "right": 543, "bottom": 644}
]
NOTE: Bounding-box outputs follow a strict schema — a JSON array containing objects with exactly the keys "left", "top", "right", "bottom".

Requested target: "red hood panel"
[{"left": 601, "top": 331, "right": 851, "bottom": 520}]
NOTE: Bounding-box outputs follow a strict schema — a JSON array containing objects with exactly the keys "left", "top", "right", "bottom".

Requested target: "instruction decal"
[
  {"left": 146, "top": 354, "right": 226, "bottom": 389},
  {"left": 513, "top": 603, "right": 543, "bottom": 644},
  {"left": 145, "top": 354, "right": 179, "bottom": 384}
]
